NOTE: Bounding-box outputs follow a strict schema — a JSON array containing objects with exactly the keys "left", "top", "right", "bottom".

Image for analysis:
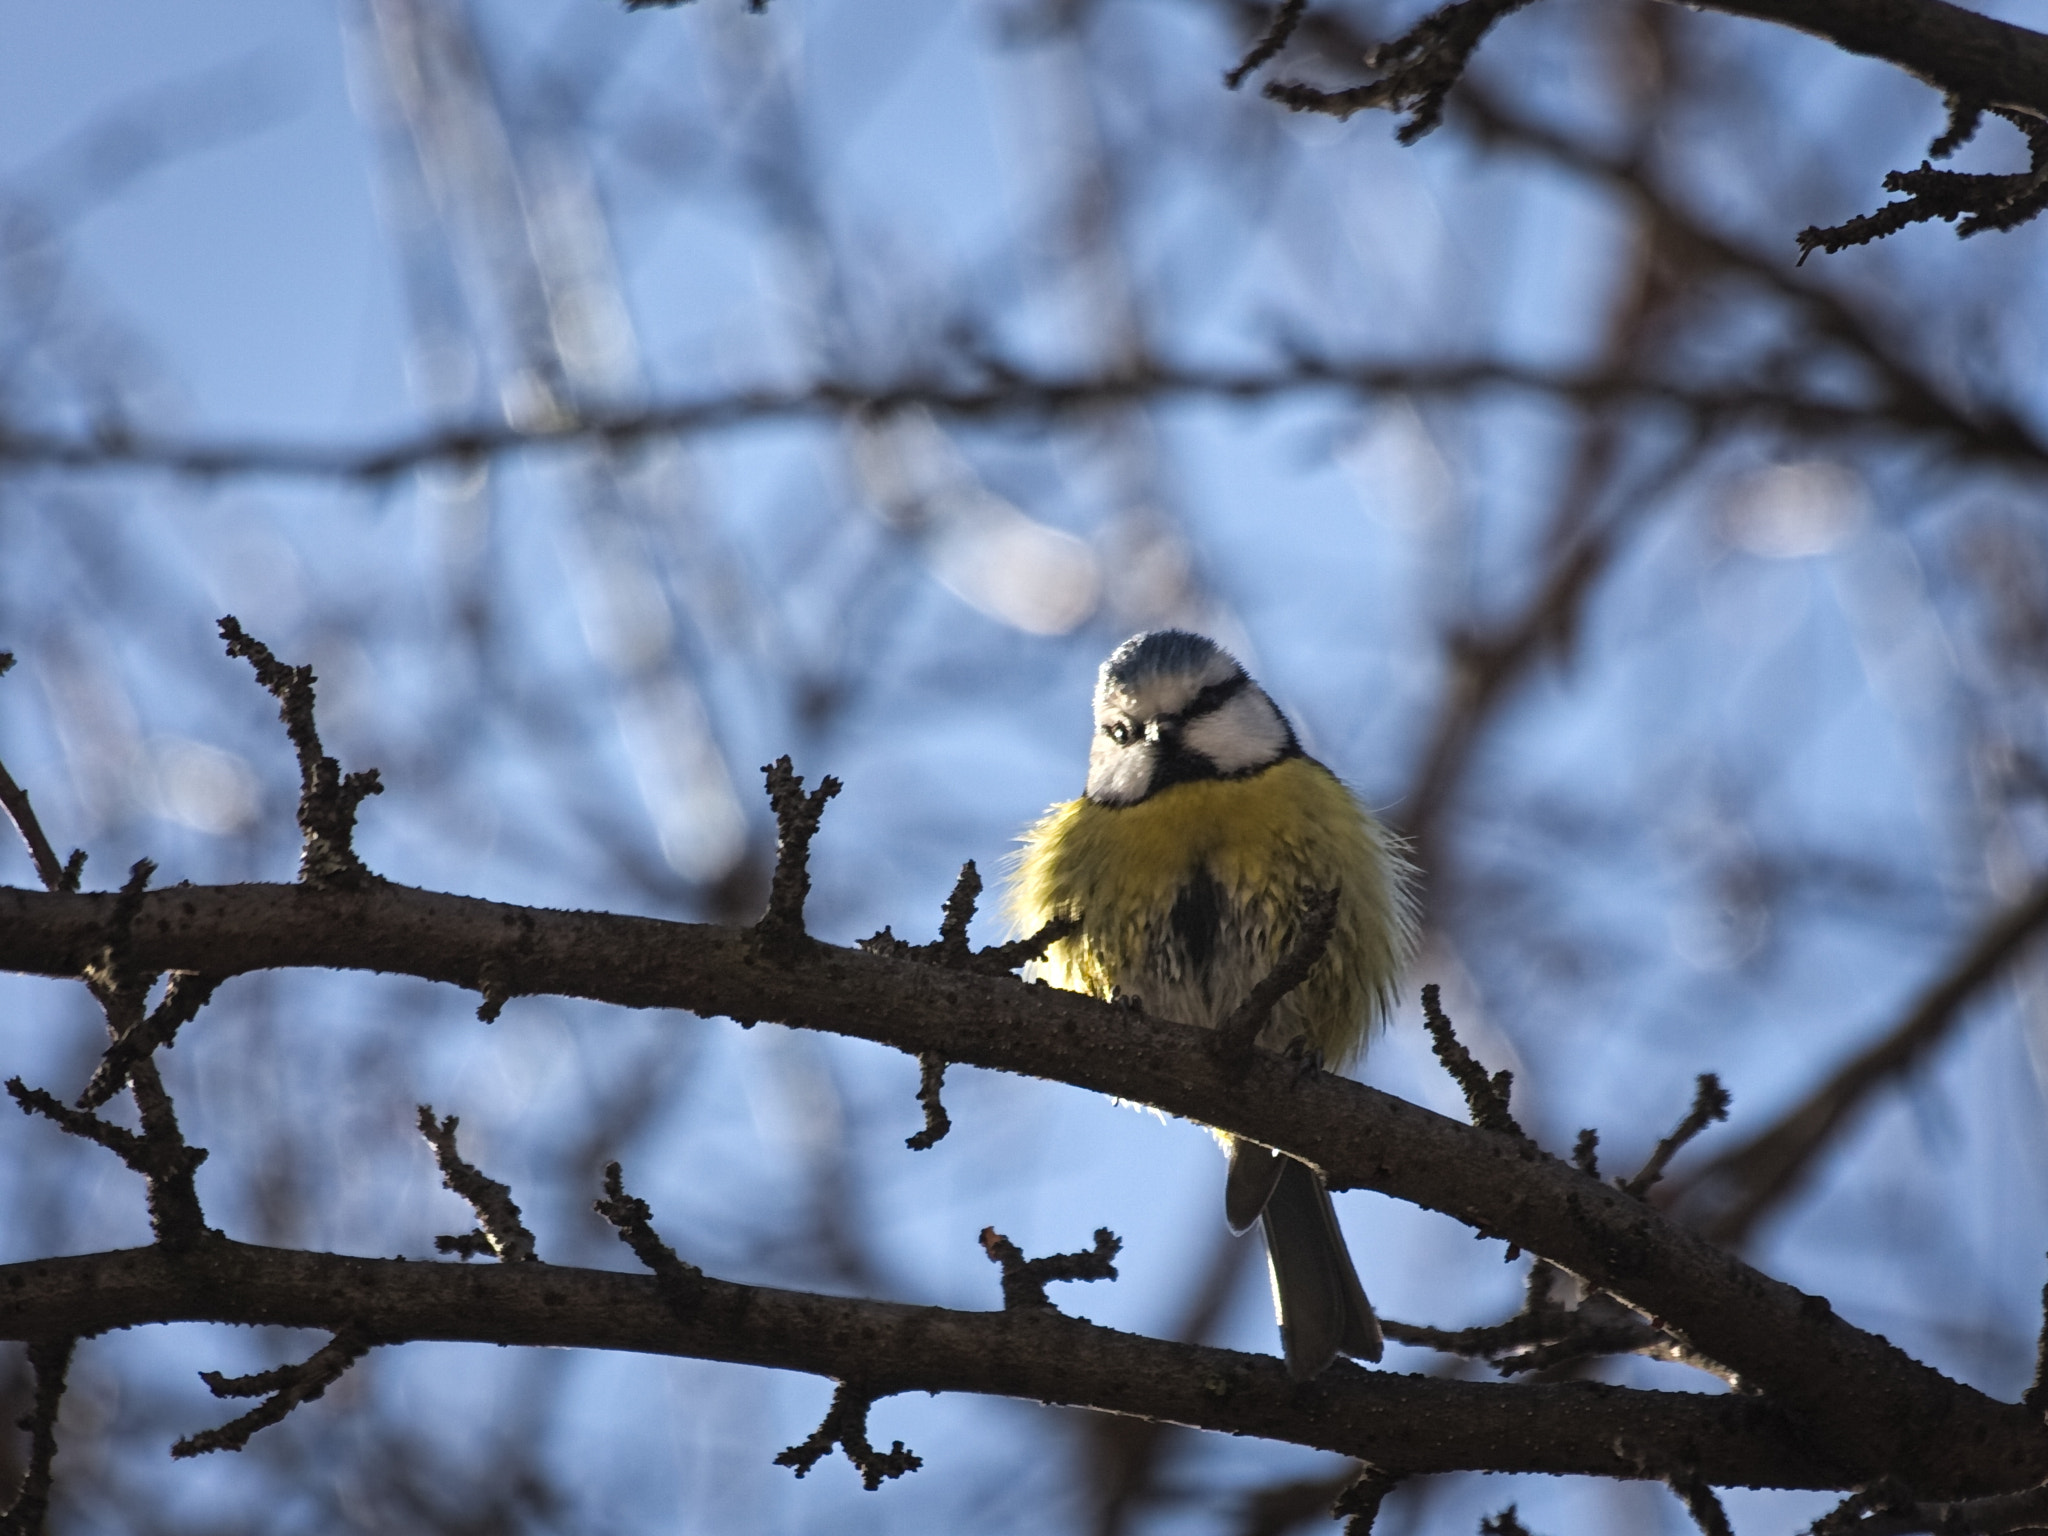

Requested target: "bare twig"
[
  {"left": 1264, "top": 0, "right": 1538, "bottom": 142},
  {"left": 1213, "top": 887, "right": 1340, "bottom": 1072},
  {"left": 0, "top": 658, "right": 82, "bottom": 897},
  {"left": 171, "top": 1330, "right": 372, "bottom": 1457},
  {"left": 8, "top": 1076, "right": 210, "bottom": 1250},
  {"left": 1667, "top": 1471, "right": 1734, "bottom": 1536},
  {"left": 935, "top": 861, "right": 980, "bottom": 966},
  {"left": 1333, "top": 1464, "right": 1402, "bottom": 1534},
  {"left": 1930, "top": 93, "right": 1986, "bottom": 160},
  {"left": 1620, "top": 1075, "right": 1731, "bottom": 1201},
  {"left": 76, "top": 971, "right": 222, "bottom": 1110},
  {"left": 592, "top": 1161, "right": 705, "bottom": 1316},
  {"left": 962, "top": 913, "right": 1082, "bottom": 974},
  {"left": 416, "top": 1106, "right": 538, "bottom": 1263},
  {"left": 861, "top": 911, "right": 1082, "bottom": 976},
  {"left": 0, "top": 1337, "right": 75, "bottom": 1536},
  {"left": 1419, "top": 983, "right": 1525, "bottom": 1141},
  {"left": 1619, "top": 1439, "right": 1734, "bottom": 1536},
  {"left": 219, "top": 618, "right": 383, "bottom": 889},
  {"left": 774, "top": 1380, "right": 922, "bottom": 1490},
  {"left": 755, "top": 757, "right": 841, "bottom": 946},
  {"left": 1674, "top": 872, "right": 2048, "bottom": 1245},
  {"left": 979, "top": 1227, "right": 1121, "bottom": 1311},
  {"left": 1797, "top": 109, "right": 2048, "bottom": 262},
  {"left": 1225, "top": 0, "right": 1307, "bottom": 89},
  {"left": 904, "top": 1052, "right": 951, "bottom": 1151}
]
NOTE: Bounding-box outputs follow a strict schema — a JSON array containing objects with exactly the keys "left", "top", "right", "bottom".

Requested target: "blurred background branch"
[{"left": 3, "top": 0, "right": 2048, "bottom": 1529}]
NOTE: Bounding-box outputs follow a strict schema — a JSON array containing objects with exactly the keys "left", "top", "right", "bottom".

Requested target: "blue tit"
[{"left": 1006, "top": 630, "right": 1417, "bottom": 1380}]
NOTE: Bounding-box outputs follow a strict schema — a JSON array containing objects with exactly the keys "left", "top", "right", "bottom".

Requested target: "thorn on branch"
[
  {"left": 1224, "top": 0, "right": 1307, "bottom": 90},
  {"left": 593, "top": 1161, "right": 705, "bottom": 1316},
  {"left": 978, "top": 1226, "right": 1120, "bottom": 1311},
  {"left": 1264, "top": 0, "right": 1537, "bottom": 143},
  {"left": 773, "top": 1381, "right": 921, "bottom": 1491},
  {"left": 77, "top": 972, "right": 222, "bottom": 1110},
  {"left": 416, "top": 1106, "right": 538, "bottom": 1263},
  {"left": 1419, "top": 984, "right": 1526, "bottom": 1142},
  {"left": 904, "top": 1052, "right": 951, "bottom": 1151},
  {"left": 219, "top": 616, "right": 383, "bottom": 890},
  {"left": 1797, "top": 108, "right": 2048, "bottom": 262},
  {"left": 1572, "top": 1128, "right": 1599, "bottom": 1178},
  {"left": 1619, "top": 1075, "right": 1730, "bottom": 1201},
  {"left": 1213, "top": 887, "right": 1340, "bottom": 1073},
  {"left": 170, "top": 1330, "right": 372, "bottom": 1458},
  {"left": 0, "top": 1337, "right": 76, "bottom": 1536},
  {"left": 0, "top": 660, "right": 84, "bottom": 896},
  {"left": 1333, "top": 1463, "right": 1402, "bottom": 1534},
  {"left": 755, "top": 756, "right": 840, "bottom": 946}
]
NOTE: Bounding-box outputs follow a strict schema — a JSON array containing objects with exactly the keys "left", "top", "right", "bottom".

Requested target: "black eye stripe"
[{"left": 1177, "top": 673, "right": 1248, "bottom": 723}]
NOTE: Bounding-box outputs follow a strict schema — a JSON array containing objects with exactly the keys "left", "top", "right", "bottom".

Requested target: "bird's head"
[{"left": 1085, "top": 630, "right": 1299, "bottom": 806}]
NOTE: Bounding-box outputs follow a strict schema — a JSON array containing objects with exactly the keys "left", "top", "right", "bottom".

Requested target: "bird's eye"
[{"left": 1105, "top": 721, "right": 1133, "bottom": 746}]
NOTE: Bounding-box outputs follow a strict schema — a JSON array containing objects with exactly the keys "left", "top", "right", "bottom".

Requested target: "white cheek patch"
[
  {"left": 1086, "top": 738, "right": 1156, "bottom": 805},
  {"left": 1182, "top": 690, "right": 1289, "bottom": 775}
]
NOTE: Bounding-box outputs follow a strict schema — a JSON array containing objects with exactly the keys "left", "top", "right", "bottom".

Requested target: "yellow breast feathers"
[{"left": 1006, "top": 756, "right": 1415, "bottom": 1064}]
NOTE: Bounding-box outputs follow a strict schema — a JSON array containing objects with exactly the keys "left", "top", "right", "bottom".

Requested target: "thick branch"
[
  {"left": 0, "top": 881, "right": 2042, "bottom": 1494},
  {"left": 0, "top": 1241, "right": 1856, "bottom": 1488},
  {"left": 1667, "top": 0, "right": 2048, "bottom": 123}
]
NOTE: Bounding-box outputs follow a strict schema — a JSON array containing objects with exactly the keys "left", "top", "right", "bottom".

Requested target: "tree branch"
[
  {"left": 0, "top": 1240, "right": 1870, "bottom": 1487},
  {"left": 218, "top": 618, "right": 382, "bottom": 891},
  {"left": 171, "top": 1329, "right": 373, "bottom": 1458},
  {"left": 416, "top": 1107, "right": 539, "bottom": 1264},
  {"left": 5, "top": 359, "right": 2045, "bottom": 483},
  {"left": 0, "top": 1337, "right": 74, "bottom": 1536},
  {"left": 1672, "top": 871, "right": 2048, "bottom": 1246},
  {"left": 0, "top": 880, "right": 2041, "bottom": 1493}
]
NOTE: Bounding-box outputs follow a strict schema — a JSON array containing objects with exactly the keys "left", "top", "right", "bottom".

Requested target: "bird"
[{"left": 1006, "top": 629, "right": 1417, "bottom": 1380}]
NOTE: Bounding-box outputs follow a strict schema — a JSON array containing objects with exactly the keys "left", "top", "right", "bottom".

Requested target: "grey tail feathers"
[{"left": 1258, "top": 1154, "right": 1382, "bottom": 1379}]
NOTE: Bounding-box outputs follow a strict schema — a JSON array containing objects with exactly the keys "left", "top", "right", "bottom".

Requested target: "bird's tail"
[{"left": 1259, "top": 1154, "right": 1382, "bottom": 1379}]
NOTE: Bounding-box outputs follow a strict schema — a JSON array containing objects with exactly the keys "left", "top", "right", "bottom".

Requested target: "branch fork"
[{"left": 979, "top": 1226, "right": 1121, "bottom": 1311}]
